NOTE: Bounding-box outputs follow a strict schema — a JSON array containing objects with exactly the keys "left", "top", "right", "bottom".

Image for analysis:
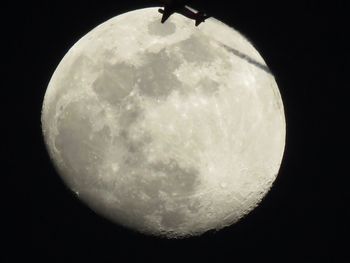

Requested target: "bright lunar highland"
[{"left": 42, "top": 8, "right": 286, "bottom": 238}]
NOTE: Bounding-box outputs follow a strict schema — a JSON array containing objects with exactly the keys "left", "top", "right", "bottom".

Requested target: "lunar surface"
[{"left": 41, "top": 8, "right": 285, "bottom": 238}]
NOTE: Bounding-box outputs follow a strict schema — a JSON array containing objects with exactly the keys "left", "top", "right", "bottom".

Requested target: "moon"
[{"left": 41, "top": 8, "right": 285, "bottom": 238}]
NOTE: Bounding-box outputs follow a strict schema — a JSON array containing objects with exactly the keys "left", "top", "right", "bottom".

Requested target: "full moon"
[{"left": 42, "top": 8, "right": 285, "bottom": 238}]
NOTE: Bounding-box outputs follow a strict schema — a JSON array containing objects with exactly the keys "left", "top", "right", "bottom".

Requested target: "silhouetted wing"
[
  {"left": 195, "top": 12, "right": 210, "bottom": 26},
  {"left": 177, "top": 6, "right": 197, "bottom": 19},
  {"left": 158, "top": 8, "right": 174, "bottom": 23},
  {"left": 194, "top": 16, "right": 203, "bottom": 26},
  {"left": 178, "top": 6, "right": 210, "bottom": 26}
]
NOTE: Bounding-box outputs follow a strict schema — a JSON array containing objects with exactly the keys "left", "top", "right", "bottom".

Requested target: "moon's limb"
[{"left": 42, "top": 8, "right": 285, "bottom": 238}]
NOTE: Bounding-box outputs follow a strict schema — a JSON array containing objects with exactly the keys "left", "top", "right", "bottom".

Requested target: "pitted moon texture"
[{"left": 42, "top": 8, "right": 285, "bottom": 238}]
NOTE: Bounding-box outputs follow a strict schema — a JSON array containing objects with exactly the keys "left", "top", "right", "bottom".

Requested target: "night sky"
[{"left": 5, "top": 0, "right": 345, "bottom": 262}]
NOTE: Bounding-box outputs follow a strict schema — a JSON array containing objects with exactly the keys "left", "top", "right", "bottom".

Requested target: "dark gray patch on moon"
[
  {"left": 148, "top": 19, "right": 176, "bottom": 36},
  {"left": 91, "top": 33, "right": 232, "bottom": 104},
  {"left": 92, "top": 49, "right": 183, "bottom": 102},
  {"left": 118, "top": 106, "right": 143, "bottom": 130},
  {"left": 150, "top": 159, "right": 199, "bottom": 195},
  {"left": 176, "top": 34, "right": 217, "bottom": 64},
  {"left": 197, "top": 77, "right": 220, "bottom": 95},
  {"left": 92, "top": 62, "right": 136, "bottom": 105},
  {"left": 136, "top": 48, "right": 184, "bottom": 98}
]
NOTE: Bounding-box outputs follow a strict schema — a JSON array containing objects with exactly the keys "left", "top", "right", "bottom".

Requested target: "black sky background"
[{"left": 5, "top": 0, "right": 346, "bottom": 262}]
